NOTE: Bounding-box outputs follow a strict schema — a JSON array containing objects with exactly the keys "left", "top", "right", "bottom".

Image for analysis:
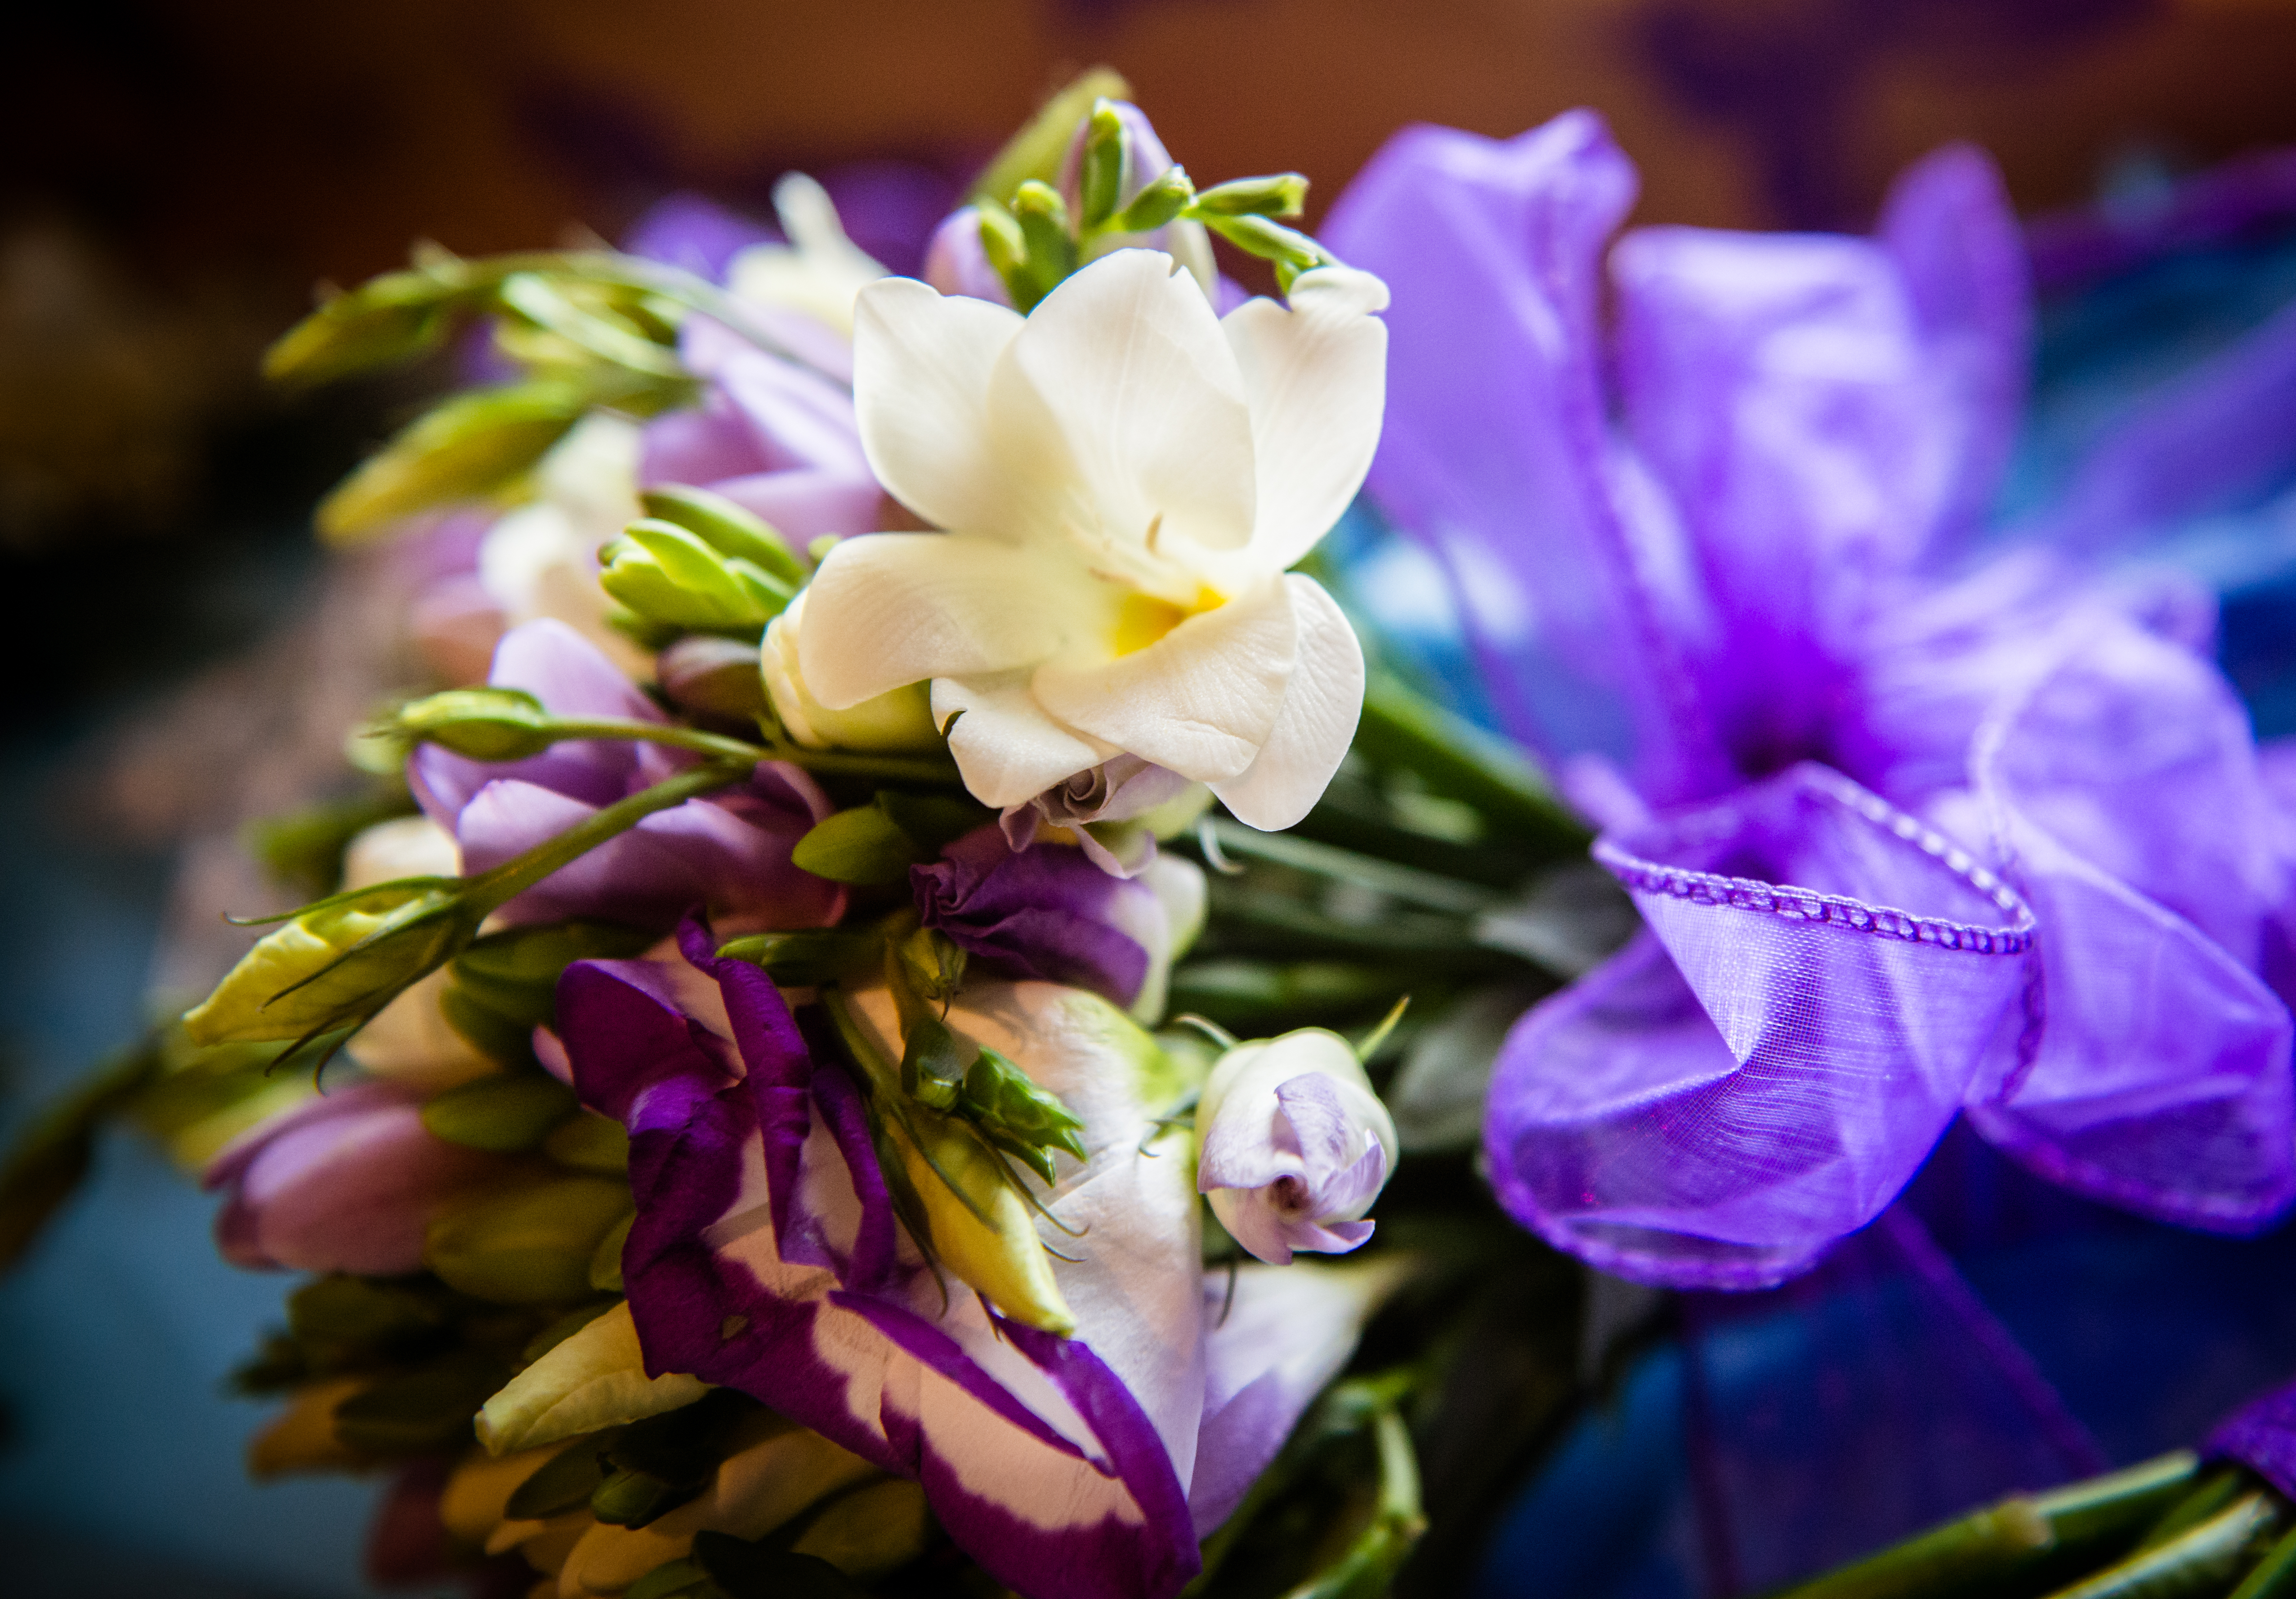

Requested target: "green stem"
[
  {"left": 547, "top": 719, "right": 769, "bottom": 765},
  {"left": 2043, "top": 1493, "right": 2278, "bottom": 1599},
  {"left": 2229, "top": 1520, "right": 2296, "bottom": 1599},
  {"left": 1197, "top": 817, "right": 1504, "bottom": 916},
  {"left": 465, "top": 762, "right": 749, "bottom": 912},
  {"left": 448, "top": 252, "right": 848, "bottom": 386},
  {"left": 1354, "top": 673, "right": 1590, "bottom": 855}
]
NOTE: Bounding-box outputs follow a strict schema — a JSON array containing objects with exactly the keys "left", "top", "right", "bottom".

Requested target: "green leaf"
[
  {"left": 420, "top": 1073, "right": 578, "bottom": 1152},
  {"left": 287, "top": 1274, "right": 450, "bottom": 1353},
  {"left": 589, "top": 1211, "right": 634, "bottom": 1292},
  {"left": 317, "top": 380, "right": 594, "bottom": 543},
  {"left": 792, "top": 806, "right": 929, "bottom": 886},
  {"left": 874, "top": 791, "right": 992, "bottom": 853}
]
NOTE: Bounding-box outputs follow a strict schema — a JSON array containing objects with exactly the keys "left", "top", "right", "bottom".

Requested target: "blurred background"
[{"left": 6, "top": 1, "right": 2296, "bottom": 1594}]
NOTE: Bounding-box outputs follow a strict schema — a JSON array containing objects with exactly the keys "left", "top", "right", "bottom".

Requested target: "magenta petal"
[
  {"left": 555, "top": 952, "right": 1202, "bottom": 1599},
  {"left": 1485, "top": 763, "right": 2037, "bottom": 1289},
  {"left": 914, "top": 829, "right": 1152, "bottom": 1008}
]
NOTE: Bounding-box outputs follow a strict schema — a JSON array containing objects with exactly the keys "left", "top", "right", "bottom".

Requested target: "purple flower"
[
  {"left": 913, "top": 828, "right": 1167, "bottom": 1011},
  {"left": 1195, "top": 1030, "right": 1398, "bottom": 1266},
  {"left": 410, "top": 619, "right": 844, "bottom": 933},
  {"left": 204, "top": 1081, "right": 497, "bottom": 1276},
  {"left": 998, "top": 755, "right": 1197, "bottom": 877},
  {"left": 1325, "top": 112, "right": 2296, "bottom": 1287},
  {"left": 555, "top": 926, "right": 1387, "bottom": 1599}
]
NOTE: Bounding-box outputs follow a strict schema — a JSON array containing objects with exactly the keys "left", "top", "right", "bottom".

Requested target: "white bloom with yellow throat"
[{"left": 786, "top": 247, "right": 1387, "bottom": 831}]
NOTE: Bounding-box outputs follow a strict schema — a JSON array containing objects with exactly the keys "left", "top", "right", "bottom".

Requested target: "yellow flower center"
[{"left": 1110, "top": 585, "right": 1224, "bottom": 655}]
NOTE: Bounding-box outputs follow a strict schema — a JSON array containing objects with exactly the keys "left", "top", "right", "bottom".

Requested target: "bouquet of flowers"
[{"left": 13, "top": 58, "right": 2296, "bottom": 1599}]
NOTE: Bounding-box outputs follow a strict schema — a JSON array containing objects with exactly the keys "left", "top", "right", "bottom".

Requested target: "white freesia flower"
[
  {"left": 1196, "top": 1028, "right": 1398, "bottom": 1265},
  {"left": 792, "top": 247, "right": 1387, "bottom": 831}
]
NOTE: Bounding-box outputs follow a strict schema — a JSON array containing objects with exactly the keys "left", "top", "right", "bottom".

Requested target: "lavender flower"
[
  {"left": 1196, "top": 1030, "right": 1398, "bottom": 1265},
  {"left": 410, "top": 619, "right": 842, "bottom": 933},
  {"left": 912, "top": 826, "right": 1204, "bottom": 1018},
  {"left": 1325, "top": 111, "right": 2296, "bottom": 1287}
]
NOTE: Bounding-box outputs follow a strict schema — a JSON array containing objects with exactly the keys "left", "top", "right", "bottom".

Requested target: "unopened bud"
[
  {"left": 265, "top": 261, "right": 471, "bottom": 386},
  {"left": 478, "top": 1301, "right": 710, "bottom": 1456},
  {"left": 658, "top": 634, "right": 769, "bottom": 722},
  {"left": 1198, "top": 212, "right": 1331, "bottom": 272},
  {"left": 715, "top": 928, "right": 877, "bottom": 986},
  {"left": 641, "top": 485, "right": 806, "bottom": 587},
  {"left": 960, "top": 1047, "right": 1087, "bottom": 1183},
  {"left": 420, "top": 1073, "right": 579, "bottom": 1152},
  {"left": 393, "top": 687, "right": 558, "bottom": 761},
  {"left": 1011, "top": 181, "right": 1079, "bottom": 305},
  {"left": 1188, "top": 173, "right": 1309, "bottom": 219},
  {"left": 600, "top": 519, "right": 791, "bottom": 635},
  {"left": 1077, "top": 100, "right": 1130, "bottom": 229},
  {"left": 317, "top": 380, "right": 590, "bottom": 543},
  {"left": 1115, "top": 166, "right": 1194, "bottom": 235},
  {"left": 424, "top": 1174, "right": 632, "bottom": 1304},
  {"left": 184, "top": 879, "right": 476, "bottom": 1046}
]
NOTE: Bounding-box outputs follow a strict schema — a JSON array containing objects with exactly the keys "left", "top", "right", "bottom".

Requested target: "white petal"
[
  {"left": 796, "top": 532, "right": 1092, "bottom": 708},
  {"left": 1032, "top": 578, "right": 1297, "bottom": 783},
  {"left": 1223, "top": 266, "right": 1390, "bottom": 573},
  {"left": 853, "top": 278, "right": 1025, "bottom": 535},
  {"left": 1211, "top": 575, "right": 1365, "bottom": 830},
  {"left": 992, "top": 249, "right": 1258, "bottom": 563},
  {"left": 932, "top": 672, "right": 1114, "bottom": 809}
]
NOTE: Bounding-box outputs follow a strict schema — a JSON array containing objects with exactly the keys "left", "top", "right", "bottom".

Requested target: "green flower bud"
[
  {"left": 883, "top": 1107, "right": 1073, "bottom": 1335},
  {"left": 641, "top": 485, "right": 806, "bottom": 587},
  {"left": 898, "top": 1011, "right": 970, "bottom": 1111},
  {"left": 496, "top": 272, "right": 685, "bottom": 381},
  {"left": 264, "top": 260, "right": 472, "bottom": 386},
  {"left": 424, "top": 1174, "right": 633, "bottom": 1304},
  {"left": 1188, "top": 172, "right": 1310, "bottom": 219},
  {"left": 393, "top": 687, "right": 558, "bottom": 761},
  {"left": 657, "top": 634, "right": 771, "bottom": 723},
  {"left": 791, "top": 806, "right": 930, "bottom": 886},
  {"left": 974, "top": 201, "right": 1036, "bottom": 311},
  {"left": 1115, "top": 165, "right": 1195, "bottom": 235},
  {"left": 183, "top": 879, "right": 478, "bottom": 1046},
  {"left": 1012, "top": 181, "right": 1079, "bottom": 302},
  {"left": 790, "top": 1478, "right": 931, "bottom": 1580},
  {"left": 1197, "top": 211, "right": 1331, "bottom": 272},
  {"left": 317, "top": 379, "right": 593, "bottom": 544},
  {"left": 545, "top": 1110, "right": 632, "bottom": 1175},
  {"left": 420, "top": 1073, "right": 579, "bottom": 1152},
  {"left": 601, "top": 519, "right": 792, "bottom": 635},
  {"left": 1078, "top": 99, "right": 1130, "bottom": 229},
  {"left": 960, "top": 1047, "right": 1089, "bottom": 1185}
]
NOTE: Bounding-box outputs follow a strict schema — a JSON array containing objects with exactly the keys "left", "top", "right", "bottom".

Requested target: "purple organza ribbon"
[{"left": 1326, "top": 113, "right": 2296, "bottom": 1289}]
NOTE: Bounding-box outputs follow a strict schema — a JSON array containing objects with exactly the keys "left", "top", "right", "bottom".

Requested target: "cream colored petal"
[
  {"left": 991, "top": 249, "right": 1258, "bottom": 562},
  {"left": 1031, "top": 578, "right": 1296, "bottom": 783},
  {"left": 852, "top": 277, "right": 1025, "bottom": 534},
  {"left": 476, "top": 1302, "right": 710, "bottom": 1455},
  {"left": 1223, "top": 267, "right": 1389, "bottom": 574},
  {"left": 795, "top": 532, "right": 1089, "bottom": 708},
  {"left": 933, "top": 672, "right": 1113, "bottom": 809},
  {"left": 1211, "top": 574, "right": 1366, "bottom": 830}
]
